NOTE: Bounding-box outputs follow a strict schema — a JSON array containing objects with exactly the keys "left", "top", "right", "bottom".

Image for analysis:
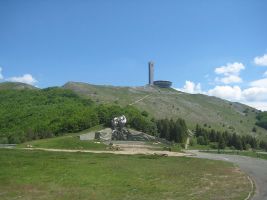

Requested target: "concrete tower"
[{"left": 148, "top": 61, "right": 154, "bottom": 85}]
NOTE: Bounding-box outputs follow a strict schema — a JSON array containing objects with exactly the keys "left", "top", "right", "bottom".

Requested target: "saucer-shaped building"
[{"left": 153, "top": 80, "right": 172, "bottom": 88}]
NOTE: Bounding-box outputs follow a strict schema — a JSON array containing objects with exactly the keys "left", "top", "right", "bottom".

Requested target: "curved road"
[{"left": 186, "top": 150, "right": 267, "bottom": 200}]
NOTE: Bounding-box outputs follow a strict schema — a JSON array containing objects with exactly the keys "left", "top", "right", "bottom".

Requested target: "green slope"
[{"left": 63, "top": 82, "right": 267, "bottom": 140}]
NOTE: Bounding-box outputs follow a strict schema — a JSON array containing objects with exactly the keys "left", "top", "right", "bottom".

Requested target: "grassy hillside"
[{"left": 63, "top": 82, "right": 267, "bottom": 140}]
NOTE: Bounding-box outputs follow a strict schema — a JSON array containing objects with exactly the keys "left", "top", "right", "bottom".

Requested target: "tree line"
[{"left": 194, "top": 124, "right": 267, "bottom": 151}]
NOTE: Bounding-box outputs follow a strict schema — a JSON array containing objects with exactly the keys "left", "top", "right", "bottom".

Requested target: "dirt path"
[
  {"left": 128, "top": 94, "right": 151, "bottom": 106},
  {"left": 21, "top": 146, "right": 189, "bottom": 157}
]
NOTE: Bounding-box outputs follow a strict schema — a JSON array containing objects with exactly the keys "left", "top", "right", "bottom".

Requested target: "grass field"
[
  {"left": 0, "top": 149, "right": 251, "bottom": 200},
  {"left": 17, "top": 125, "right": 107, "bottom": 150},
  {"left": 17, "top": 136, "right": 107, "bottom": 150}
]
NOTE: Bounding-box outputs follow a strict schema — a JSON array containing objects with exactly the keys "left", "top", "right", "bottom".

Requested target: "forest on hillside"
[
  {"left": 0, "top": 88, "right": 156, "bottom": 143},
  {"left": 0, "top": 88, "right": 188, "bottom": 144}
]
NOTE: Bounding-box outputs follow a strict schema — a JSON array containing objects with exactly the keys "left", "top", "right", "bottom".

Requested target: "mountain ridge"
[{"left": 1, "top": 81, "right": 266, "bottom": 140}]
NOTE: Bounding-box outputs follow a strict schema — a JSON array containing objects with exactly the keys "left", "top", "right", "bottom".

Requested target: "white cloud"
[
  {"left": 0, "top": 67, "right": 3, "bottom": 79},
  {"left": 250, "top": 78, "right": 267, "bottom": 88},
  {"left": 215, "top": 62, "right": 245, "bottom": 75},
  {"left": 214, "top": 62, "right": 245, "bottom": 84},
  {"left": 243, "top": 102, "right": 267, "bottom": 111},
  {"left": 216, "top": 75, "right": 242, "bottom": 84},
  {"left": 176, "top": 58, "right": 267, "bottom": 110},
  {"left": 7, "top": 74, "right": 37, "bottom": 85},
  {"left": 176, "top": 79, "right": 267, "bottom": 110},
  {"left": 207, "top": 85, "right": 242, "bottom": 101},
  {"left": 177, "top": 80, "right": 203, "bottom": 94},
  {"left": 254, "top": 54, "right": 267, "bottom": 66},
  {"left": 242, "top": 87, "right": 267, "bottom": 101},
  {"left": 206, "top": 84, "right": 267, "bottom": 107}
]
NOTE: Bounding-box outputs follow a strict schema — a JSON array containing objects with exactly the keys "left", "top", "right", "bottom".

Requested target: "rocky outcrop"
[
  {"left": 80, "top": 128, "right": 156, "bottom": 142},
  {"left": 94, "top": 128, "right": 113, "bottom": 141}
]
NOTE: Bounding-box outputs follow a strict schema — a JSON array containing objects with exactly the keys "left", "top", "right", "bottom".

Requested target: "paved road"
[{"left": 186, "top": 150, "right": 267, "bottom": 200}]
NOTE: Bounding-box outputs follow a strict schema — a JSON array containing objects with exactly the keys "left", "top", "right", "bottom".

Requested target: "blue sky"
[{"left": 1, "top": 0, "right": 267, "bottom": 110}]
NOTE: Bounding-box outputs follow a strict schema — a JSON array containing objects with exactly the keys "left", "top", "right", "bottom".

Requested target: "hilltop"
[
  {"left": 0, "top": 82, "right": 38, "bottom": 90},
  {"left": 63, "top": 81, "right": 267, "bottom": 140}
]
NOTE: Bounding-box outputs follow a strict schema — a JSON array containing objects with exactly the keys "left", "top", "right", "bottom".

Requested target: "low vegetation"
[{"left": 0, "top": 149, "right": 251, "bottom": 200}]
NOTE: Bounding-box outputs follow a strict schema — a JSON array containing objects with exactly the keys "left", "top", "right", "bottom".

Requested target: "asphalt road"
[{"left": 187, "top": 150, "right": 267, "bottom": 200}]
